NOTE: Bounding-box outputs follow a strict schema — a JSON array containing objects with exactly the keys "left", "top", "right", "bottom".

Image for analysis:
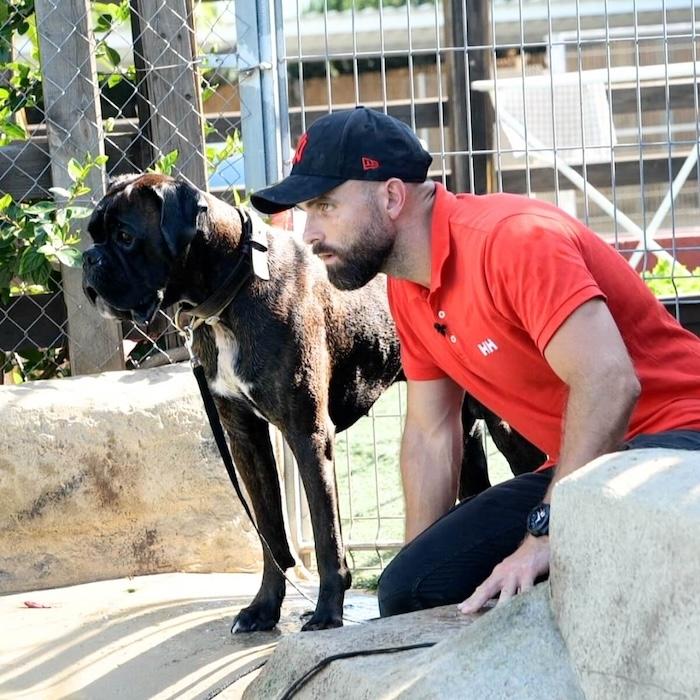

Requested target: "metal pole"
[
  {"left": 447, "top": 0, "right": 494, "bottom": 194},
  {"left": 236, "top": 0, "right": 285, "bottom": 191}
]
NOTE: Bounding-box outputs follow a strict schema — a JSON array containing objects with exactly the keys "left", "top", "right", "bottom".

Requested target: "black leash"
[
  {"left": 278, "top": 642, "right": 437, "bottom": 699},
  {"left": 182, "top": 328, "right": 322, "bottom": 615}
]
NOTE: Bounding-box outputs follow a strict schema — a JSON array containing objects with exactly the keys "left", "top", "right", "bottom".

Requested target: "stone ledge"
[
  {"left": 551, "top": 448, "right": 700, "bottom": 700},
  {"left": 248, "top": 448, "right": 700, "bottom": 699},
  {"left": 0, "top": 365, "right": 262, "bottom": 594},
  {"left": 246, "top": 585, "right": 583, "bottom": 699}
]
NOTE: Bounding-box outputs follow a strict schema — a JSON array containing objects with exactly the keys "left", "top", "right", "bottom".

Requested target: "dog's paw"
[
  {"left": 230, "top": 605, "right": 280, "bottom": 633},
  {"left": 300, "top": 611, "right": 343, "bottom": 632}
]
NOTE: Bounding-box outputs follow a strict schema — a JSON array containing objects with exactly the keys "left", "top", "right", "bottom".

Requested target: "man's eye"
[
  {"left": 116, "top": 229, "right": 133, "bottom": 245},
  {"left": 318, "top": 202, "right": 330, "bottom": 212}
]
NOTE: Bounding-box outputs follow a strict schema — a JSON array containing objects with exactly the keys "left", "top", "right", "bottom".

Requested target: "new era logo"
[
  {"left": 293, "top": 132, "right": 309, "bottom": 165},
  {"left": 477, "top": 338, "right": 499, "bottom": 356},
  {"left": 362, "top": 156, "right": 380, "bottom": 171}
]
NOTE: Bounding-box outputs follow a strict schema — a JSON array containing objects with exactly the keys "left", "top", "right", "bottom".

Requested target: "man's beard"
[{"left": 318, "top": 219, "right": 395, "bottom": 290}]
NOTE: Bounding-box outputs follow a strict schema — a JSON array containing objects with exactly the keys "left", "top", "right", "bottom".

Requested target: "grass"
[{"left": 317, "top": 383, "right": 516, "bottom": 587}]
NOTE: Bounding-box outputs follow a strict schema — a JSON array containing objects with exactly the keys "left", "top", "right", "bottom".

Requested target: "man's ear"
[
  {"left": 384, "top": 178, "right": 407, "bottom": 221},
  {"left": 152, "top": 179, "right": 209, "bottom": 258}
]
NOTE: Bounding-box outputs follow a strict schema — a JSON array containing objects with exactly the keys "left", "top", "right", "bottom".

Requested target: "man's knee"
[{"left": 377, "top": 556, "right": 418, "bottom": 617}]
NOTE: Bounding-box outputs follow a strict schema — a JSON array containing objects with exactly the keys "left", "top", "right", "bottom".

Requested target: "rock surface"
[
  {"left": 246, "top": 584, "right": 584, "bottom": 699},
  {"left": 551, "top": 448, "right": 700, "bottom": 700},
  {"left": 0, "top": 364, "right": 262, "bottom": 593}
]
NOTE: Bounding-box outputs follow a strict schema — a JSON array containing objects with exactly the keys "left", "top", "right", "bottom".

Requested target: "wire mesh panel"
[{"left": 277, "top": 0, "right": 700, "bottom": 579}]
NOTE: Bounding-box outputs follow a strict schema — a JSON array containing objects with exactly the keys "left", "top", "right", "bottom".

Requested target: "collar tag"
[{"left": 250, "top": 219, "right": 270, "bottom": 280}]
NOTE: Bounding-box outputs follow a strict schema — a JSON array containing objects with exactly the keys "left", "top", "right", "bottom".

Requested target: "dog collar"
[{"left": 176, "top": 208, "right": 269, "bottom": 326}]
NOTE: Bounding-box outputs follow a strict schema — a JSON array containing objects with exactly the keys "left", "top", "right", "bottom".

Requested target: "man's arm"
[
  {"left": 401, "top": 377, "right": 465, "bottom": 542},
  {"left": 459, "top": 299, "right": 640, "bottom": 613}
]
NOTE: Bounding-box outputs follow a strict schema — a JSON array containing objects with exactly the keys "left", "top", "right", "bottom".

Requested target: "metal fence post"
[
  {"left": 34, "top": 0, "right": 124, "bottom": 375},
  {"left": 235, "top": 0, "right": 288, "bottom": 192},
  {"left": 446, "top": 0, "right": 494, "bottom": 195},
  {"left": 129, "top": 0, "right": 207, "bottom": 189}
]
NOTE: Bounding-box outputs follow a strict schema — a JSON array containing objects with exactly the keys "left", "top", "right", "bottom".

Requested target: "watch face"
[{"left": 527, "top": 503, "right": 550, "bottom": 536}]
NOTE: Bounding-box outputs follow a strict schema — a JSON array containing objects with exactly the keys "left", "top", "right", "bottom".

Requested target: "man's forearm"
[
  {"left": 401, "top": 424, "right": 463, "bottom": 542},
  {"left": 545, "top": 371, "right": 640, "bottom": 501}
]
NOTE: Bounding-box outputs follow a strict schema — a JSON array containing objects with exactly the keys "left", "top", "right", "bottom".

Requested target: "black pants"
[{"left": 377, "top": 429, "right": 700, "bottom": 617}]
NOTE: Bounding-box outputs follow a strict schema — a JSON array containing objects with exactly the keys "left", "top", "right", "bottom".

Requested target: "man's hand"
[{"left": 457, "top": 535, "right": 550, "bottom": 614}]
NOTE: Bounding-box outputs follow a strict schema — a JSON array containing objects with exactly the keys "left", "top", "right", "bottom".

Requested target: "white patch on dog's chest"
[{"left": 211, "top": 324, "right": 263, "bottom": 418}]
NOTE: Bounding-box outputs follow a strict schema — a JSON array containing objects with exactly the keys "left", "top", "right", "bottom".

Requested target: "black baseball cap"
[{"left": 250, "top": 107, "right": 433, "bottom": 215}]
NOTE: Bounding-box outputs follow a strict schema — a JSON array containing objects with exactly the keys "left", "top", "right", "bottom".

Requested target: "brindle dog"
[{"left": 82, "top": 174, "right": 544, "bottom": 632}]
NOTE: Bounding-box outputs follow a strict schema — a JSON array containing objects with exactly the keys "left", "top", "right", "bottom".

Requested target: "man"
[{"left": 251, "top": 107, "right": 700, "bottom": 617}]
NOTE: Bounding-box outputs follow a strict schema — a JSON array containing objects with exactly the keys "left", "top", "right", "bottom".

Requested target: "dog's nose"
[{"left": 83, "top": 248, "right": 100, "bottom": 267}]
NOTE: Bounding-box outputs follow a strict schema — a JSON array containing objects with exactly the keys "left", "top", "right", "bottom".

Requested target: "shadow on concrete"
[{"left": 1, "top": 592, "right": 276, "bottom": 699}]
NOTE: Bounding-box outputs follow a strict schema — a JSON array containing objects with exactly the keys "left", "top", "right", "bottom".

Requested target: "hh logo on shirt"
[{"left": 477, "top": 338, "right": 499, "bottom": 356}]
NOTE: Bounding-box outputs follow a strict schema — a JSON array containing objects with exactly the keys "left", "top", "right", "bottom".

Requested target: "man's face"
[{"left": 299, "top": 181, "right": 396, "bottom": 290}]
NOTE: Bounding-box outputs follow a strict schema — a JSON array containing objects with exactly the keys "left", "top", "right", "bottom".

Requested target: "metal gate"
[{"left": 235, "top": 0, "right": 700, "bottom": 578}]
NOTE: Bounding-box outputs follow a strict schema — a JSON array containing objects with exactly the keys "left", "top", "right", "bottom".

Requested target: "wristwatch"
[{"left": 526, "top": 503, "right": 550, "bottom": 537}]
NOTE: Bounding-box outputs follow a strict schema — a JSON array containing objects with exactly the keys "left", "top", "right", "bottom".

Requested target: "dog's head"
[{"left": 82, "top": 173, "right": 208, "bottom": 324}]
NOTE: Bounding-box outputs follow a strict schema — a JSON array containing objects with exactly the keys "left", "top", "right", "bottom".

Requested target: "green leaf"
[
  {"left": 66, "top": 206, "right": 93, "bottom": 219},
  {"left": 71, "top": 185, "right": 91, "bottom": 198},
  {"left": 106, "top": 72, "right": 123, "bottom": 89},
  {"left": 149, "top": 149, "right": 179, "bottom": 175},
  {"left": 104, "top": 45, "right": 121, "bottom": 67},
  {"left": 55, "top": 247, "right": 83, "bottom": 268},
  {"left": 49, "top": 186, "right": 72, "bottom": 199},
  {"left": 94, "top": 14, "right": 113, "bottom": 33},
  {"left": 0, "top": 193, "right": 12, "bottom": 211},
  {"left": 24, "top": 201, "right": 57, "bottom": 214},
  {"left": 94, "top": 154, "right": 109, "bottom": 167},
  {"left": 67, "top": 158, "right": 83, "bottom": 182},
  {"left": 36, "top": 243, "right": 56, "bottom": 256},
  {"left": 18, "top": 247, "right": 47, "bottom": 279},
  {"left": 1, "top": 121, "right": 27, "bottom": 142},
  {"left": 116, "top": 1, "right": 131, "bottom": 23}
]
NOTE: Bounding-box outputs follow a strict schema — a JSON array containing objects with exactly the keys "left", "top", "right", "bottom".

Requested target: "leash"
[
  {"left": 180, "top": 319, "right": 324, "bottom": 619},
  {"left": 278, "top": 642, "right": 437, "bottom": 699},
  {"left": 202, "top": 641, "right": 439, "bottom": 698}
]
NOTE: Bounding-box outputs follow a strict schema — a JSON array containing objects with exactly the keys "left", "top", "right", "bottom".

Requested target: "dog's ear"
[
  {"left": 87, "top": 198, "right": 107, "bottom": 243},
  {"left": 152, "top": 179, "right": 209, "bottom": 258}
]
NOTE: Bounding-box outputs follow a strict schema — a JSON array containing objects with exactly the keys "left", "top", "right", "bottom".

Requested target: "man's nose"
[{"left": 302, "top": 216, "right": 322, "bottom": 246}]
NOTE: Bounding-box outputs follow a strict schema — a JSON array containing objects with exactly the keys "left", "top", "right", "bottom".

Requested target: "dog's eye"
[{"left": 115, "top": 229, "right": 134, "bottom": 246}]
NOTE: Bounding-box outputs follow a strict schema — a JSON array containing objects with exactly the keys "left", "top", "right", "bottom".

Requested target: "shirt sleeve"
[
  {"left": 486, "top": 213, "right": 607, "bottom": 354},
  {"left": 387, "top": 279, "right": 447, "bottom": 381}
]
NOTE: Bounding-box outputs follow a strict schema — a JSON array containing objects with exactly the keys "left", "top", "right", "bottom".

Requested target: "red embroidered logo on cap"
[
  {"left": 362, "top": 157, "right": 380, "bottom": 171},
  {"left": 293, "top": 133, "right": 309, "bottom": 165}
]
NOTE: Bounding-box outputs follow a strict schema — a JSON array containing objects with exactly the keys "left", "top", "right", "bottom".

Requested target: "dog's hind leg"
[
  {"left": 284, "top": 423, "right": 351, "bottom": 632},
  {"left": 481, "top": 407, "right": 546, "bottom": 476},
  {"left": 458, "top": 397, "right": 492, "bottom": 500},
  {"left": 216, "top": 399, "right": 296, "bottom": 633}
]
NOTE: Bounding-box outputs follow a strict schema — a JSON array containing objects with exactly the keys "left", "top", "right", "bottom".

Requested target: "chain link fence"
[{"left": 0, "top": 0, "right": 245, "bottom": 382}]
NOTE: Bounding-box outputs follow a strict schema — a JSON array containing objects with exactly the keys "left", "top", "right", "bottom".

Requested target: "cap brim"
[{"left": 250, "top": 173, "right": 346, "bottom": 215}]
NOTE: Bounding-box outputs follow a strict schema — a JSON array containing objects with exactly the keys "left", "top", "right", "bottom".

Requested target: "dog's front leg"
[
  {"left": 286, "top": 427, "right": 351, "bottom": 631},
  {"left": 216, "top": 399, "right": 296, "bottom": 633}
]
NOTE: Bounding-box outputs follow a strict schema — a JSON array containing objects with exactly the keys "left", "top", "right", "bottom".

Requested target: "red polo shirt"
[{"left": 387, "top": 184, "right": 700, "bottom": 465}]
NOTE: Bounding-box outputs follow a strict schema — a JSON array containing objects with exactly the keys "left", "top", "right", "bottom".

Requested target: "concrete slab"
[{"left": 0, "top": 572, "right": 378, "bottom": 700}]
